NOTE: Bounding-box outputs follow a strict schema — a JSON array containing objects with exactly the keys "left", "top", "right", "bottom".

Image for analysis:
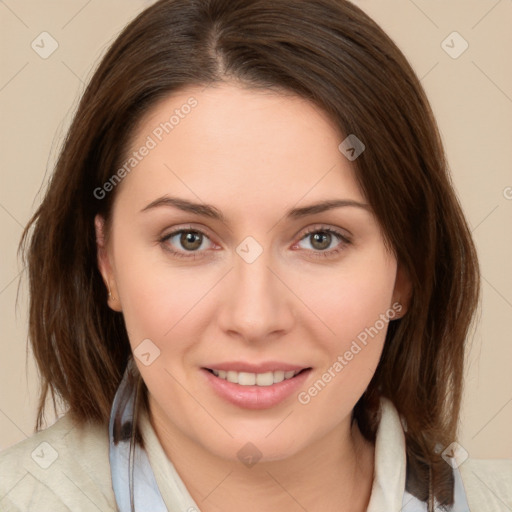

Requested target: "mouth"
[
  {"left": 204, "top": 367, "right": 310, "bottom": 386},
  {"left": 201, "top": 365, "right": 312, "bottom": 409}
]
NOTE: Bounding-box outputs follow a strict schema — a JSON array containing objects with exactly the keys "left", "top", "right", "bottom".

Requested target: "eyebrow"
[{"left": 140, "top": 195, "right": 370, "bottom": 222}]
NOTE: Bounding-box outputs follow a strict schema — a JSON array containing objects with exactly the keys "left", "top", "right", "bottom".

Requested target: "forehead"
[{"left": 115, "top": 83, "right": 366, "bottom": 215}]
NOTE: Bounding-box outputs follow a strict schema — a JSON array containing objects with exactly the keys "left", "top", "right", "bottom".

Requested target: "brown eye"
[
  {"left": 294, "top": 226, "right": 351, "bottom": 259},
  {"left": 309, "top": 231, "right": 332, "bottom": 251},
  {"left": 161, "top": 229, "right": 214, "bottom": 258},
  {"left": 179, "top": 231, "right": 203, "bottom": 251}
]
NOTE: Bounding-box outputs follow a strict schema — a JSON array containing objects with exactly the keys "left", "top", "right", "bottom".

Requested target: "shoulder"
[
  {"left": 459, "top": 457, "right": 512, "bottom": 511},
  {"left": 0, "top": 413, "right": 117, "bottom": 512}
]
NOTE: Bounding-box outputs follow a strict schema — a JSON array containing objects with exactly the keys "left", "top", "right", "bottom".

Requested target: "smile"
[
  {"left": 207, "top": 369, "right": 303, "bottom": 386},
  {"left": 202, "top": 366, "right": 312, "bottom": 409}
]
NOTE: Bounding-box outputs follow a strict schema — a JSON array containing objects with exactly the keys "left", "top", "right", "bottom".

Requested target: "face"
[{"left": 96, "top": 83, "right": 409, "bottom": 463}]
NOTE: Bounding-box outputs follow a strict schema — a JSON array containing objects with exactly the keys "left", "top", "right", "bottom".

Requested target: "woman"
[{"left": 1, "top": 0, "right": 510, "bottom": 510}]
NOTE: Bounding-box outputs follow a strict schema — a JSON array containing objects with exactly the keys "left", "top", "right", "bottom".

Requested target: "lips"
[
  {"left": 204, "top": 361, "right": 307, "bottom": 373},
  {"left": 202, "top": 362, "right": 312, "bottom": 409}
]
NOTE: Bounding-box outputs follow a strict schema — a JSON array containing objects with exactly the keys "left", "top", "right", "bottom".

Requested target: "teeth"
[
  {"left": 210, "top": 369, "right": 301, "bottom": 386},
  {"left": 227, "top": 371, "right": 238, "bottom": 384},
  {"left": 273, "top": 370, "right": 285, "bottom": 383},
  {"left": 256, "top": 372, "right": 273, "bottom": 386},
  {"left": 239, "top": 372, "right": 256, "bottom": 385}
]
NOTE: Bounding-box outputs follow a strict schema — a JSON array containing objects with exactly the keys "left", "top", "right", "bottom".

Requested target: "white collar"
[
  {"left": 366, "top": 396, "right": 408, "bottom": 511},
  {"left": 367, "top": 397, "right": 469, "bottom": 512}
]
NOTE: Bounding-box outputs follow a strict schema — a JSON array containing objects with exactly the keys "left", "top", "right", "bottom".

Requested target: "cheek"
[
  {"left": 111, "top": 230, "right": 211, "bottom": 343},
  {"left": 293, "top": 249, "right": 397, "bottom": 408},
  {"left": 295, "top": 247, "right": 397, "bottom": 349},
  {"left": 331, "top": 271, "right": 396, "bottom": 345},
  {"left": 112, "top": 246, "right": 206, "bottom": 408}
]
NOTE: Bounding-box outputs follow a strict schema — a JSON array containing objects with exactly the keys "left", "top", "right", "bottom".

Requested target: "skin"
[{"left": 96, "top": 82, "right": 411, "bottom": 512}]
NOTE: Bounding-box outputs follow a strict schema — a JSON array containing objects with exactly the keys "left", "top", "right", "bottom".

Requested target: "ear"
[
  {"left": 95, "top": 214, "right": 122, "bottom": 312},
  {"left": 391, "top": 262, "right": 412, "bottom": 319}
]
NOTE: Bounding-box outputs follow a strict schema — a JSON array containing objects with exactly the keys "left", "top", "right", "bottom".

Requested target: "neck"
[{"left": 148, "top": 398, "right": 375, "bottom": 512}]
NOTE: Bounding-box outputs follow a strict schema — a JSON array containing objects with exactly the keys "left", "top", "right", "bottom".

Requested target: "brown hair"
[{"left": 20, "top": 0, "right": 479, "bottom": 507}]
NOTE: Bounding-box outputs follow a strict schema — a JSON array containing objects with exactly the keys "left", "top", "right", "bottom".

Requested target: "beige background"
[{"left": 1, "top": 0, "right": 511, "bottom": 460}]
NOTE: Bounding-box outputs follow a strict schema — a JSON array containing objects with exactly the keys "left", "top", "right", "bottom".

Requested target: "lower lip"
[{"left": 202, "top": 368, "right": 311, "bottom": 410}]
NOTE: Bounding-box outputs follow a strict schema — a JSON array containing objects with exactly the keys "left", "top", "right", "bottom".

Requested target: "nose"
[{"left": 216, "top": 244, "right": 296, "bottom": 344}]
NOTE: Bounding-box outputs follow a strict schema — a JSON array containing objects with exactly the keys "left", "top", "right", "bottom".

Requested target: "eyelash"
[
  {"left": 159, "top": 225, "right": 351, "bottom": 260},
  {"left": 298, "top": 226, "right": 351, "bottom": 258}
]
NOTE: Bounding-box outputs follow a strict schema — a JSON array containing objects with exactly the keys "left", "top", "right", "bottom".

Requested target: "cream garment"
[{"left": 1, "top": 398, "right": 511, "bottom": 511}]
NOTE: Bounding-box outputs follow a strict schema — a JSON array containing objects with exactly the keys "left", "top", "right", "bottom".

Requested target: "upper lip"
[{"left": 203, "top": 361, "right": 310, "bottom": 373}]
